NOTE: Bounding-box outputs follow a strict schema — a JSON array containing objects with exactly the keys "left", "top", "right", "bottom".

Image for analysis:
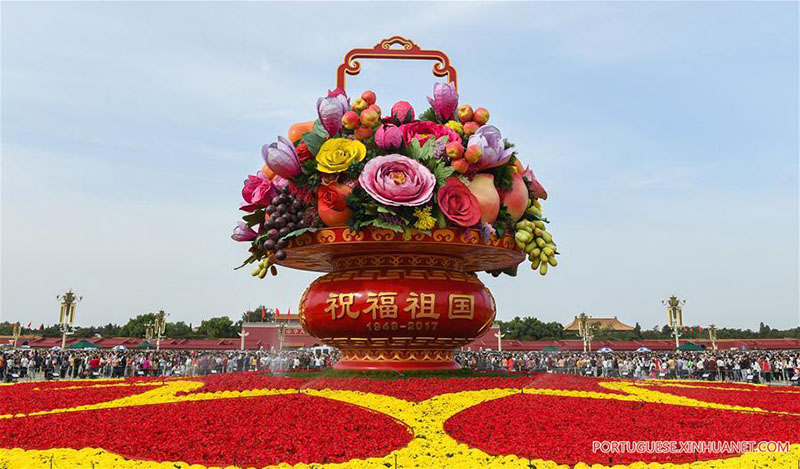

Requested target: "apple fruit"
[
  {"left": 457, "top": 105, "right": 474, "bottom": 123},
  {"left": 342, "top": 111, "right": 359, "bottom": 130},
  {"left": 361, "top": 90, "right": 377, "bottom": 105},
  {"left": 451, "top": 158, "right": 470, "bottom": 174},
  {"left": 446, "top": 141, "right": 464, "bottom": 160},
  {"left": 464, "top": 145, "right": 482, "bottom": 164},
  {"left": 354, "top": 126, "right": 373, "bottom": 140},
  {"left": 473, "top": 107, "right": 490, "bottom": 125},
  {"left": 463, "top": 121, "right": 480, "bottom": 136}
]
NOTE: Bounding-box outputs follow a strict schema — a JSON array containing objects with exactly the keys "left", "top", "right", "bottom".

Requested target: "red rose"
[
  {"left": 317, "top": 182, "right": 353, "bottom": 227},
  {"left": 437, "top": 178, "right": 481, "bottom": 227},
  {"left": 399, "top": 121, "right": 461, "bottom": 146},
  {"left": 295, "top": 142, "right": 313, "bottom": 163}
]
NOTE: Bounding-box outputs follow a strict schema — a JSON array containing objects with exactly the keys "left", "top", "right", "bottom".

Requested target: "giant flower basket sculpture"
[{"left": 233, "top": 37, "right": 559, "bottom": 370}]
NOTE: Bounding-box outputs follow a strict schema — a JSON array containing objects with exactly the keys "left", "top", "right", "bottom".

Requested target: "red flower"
[
  {"left": 240, "top": 172, "right": 276, "bottom": 212},
  {"left": 317, "top": 182, "right": 353, "bottom": 226},
  {"left": 399, "top": 121, "right": 461, "bottom": 146},
  {"left": 295, "top": 141, "right": 313, "bottom": 163},
  {"left": 437, "top": 177, "right": 481, "bottom": 227}
]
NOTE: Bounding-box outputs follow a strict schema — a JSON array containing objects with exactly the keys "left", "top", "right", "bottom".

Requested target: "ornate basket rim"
[{"left": 272, "top": 226, "right": 524, "bottom": 273}]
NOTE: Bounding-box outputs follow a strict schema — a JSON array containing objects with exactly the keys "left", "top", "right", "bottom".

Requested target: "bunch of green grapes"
[
  {"left": 514, "top": 200, "right": 559, "bottom": 275},
  {"left": 251, "top": 257, "right": 277, "bottom": 279}
]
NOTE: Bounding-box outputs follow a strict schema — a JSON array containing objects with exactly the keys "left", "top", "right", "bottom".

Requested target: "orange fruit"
[
  {"left": 261, "top": 164, "right": 276, "bottom": 180},
  {"left": 288, "top": 121, "right": 315, "bottom": 143}
]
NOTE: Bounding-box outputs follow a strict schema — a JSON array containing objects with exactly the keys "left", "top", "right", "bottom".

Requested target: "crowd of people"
[
  {"left": 455, "top": 349, "right": 800, "bottom": 384},
  {"left": 0, "top": 348, "right": 338, "bottom": 382},
  {"left": 2, "top": 347, "right": 799, "bottom": 386}
]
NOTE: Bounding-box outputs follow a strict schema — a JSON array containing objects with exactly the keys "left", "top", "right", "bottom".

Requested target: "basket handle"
[{"left": 336, "top": 36, "right": 457, "bottom": 91}]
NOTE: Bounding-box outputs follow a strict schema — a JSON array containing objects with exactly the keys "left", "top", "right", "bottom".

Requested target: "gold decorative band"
[
  {"left": 331, "top": 253, "right": 464, "bottom": 271},
  {"left": 340, "top": 348, "right": 455, "bottom": 363}
]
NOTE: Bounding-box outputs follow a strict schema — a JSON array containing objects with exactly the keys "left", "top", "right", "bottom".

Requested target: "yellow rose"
[{"left": 316, "top": 138, "right": 367, "bottom": 173}]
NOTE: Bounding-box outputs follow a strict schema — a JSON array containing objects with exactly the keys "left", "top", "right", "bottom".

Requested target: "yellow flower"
[
  {"left": 444, "top": 120, "right": 463, "bottom": 136},
  {"left": 316, "top": 138, "right": 367, "bottom": 173},
  {"left": 413, "top": 206, "right": 436, "bottom": 230}
]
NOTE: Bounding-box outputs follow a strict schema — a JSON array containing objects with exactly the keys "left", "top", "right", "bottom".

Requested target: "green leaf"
[
  {"left": 234, "top": 255, "right": 256, "bottom": 270},
  {"left": 376, "top": 205, "right": 397, "bottom": 215},
  {"left": 434, "top": 207, "right": 447, "bottom": 228},
  {"left": 302, "top": 131, "right": 326, "bottom": 156},
  {"left": 405, "top": 138, "right": 422, "bottom": 159},
  {"left": 282, "top": 226, "right": 318, "bottom": 240},
  {"left": 312, "top": 119, "right": 329, "bottom": 139},
  {"left": 402, "top": 226, "right": 412, "bottom": 241},
  {"left": 242, "top": 210, "right": 265, "bottom": 227},
  {"left": 418, "top": 138, "right": 436, "bottom": 161},
  {"left": 368, "top": 218, "right": 404, "bottom": 233},
  {"left": 419, "top": 107, "right": 439, "bottom": 123},
  {"left": 432, "top": 162, "right": 455, "bottom": 188}
]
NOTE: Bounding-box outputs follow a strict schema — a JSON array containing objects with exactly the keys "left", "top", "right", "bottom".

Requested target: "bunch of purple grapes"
[{"left": 260, "top": 187, "right": 307, "bottom": 261}]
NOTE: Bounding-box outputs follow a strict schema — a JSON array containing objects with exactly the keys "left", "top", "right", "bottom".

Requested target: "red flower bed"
[
  {"left": 646, "top": 384, "right": 800, "bottom": 414},
  {"left": 0, "top": 382, "right": 158, "bottom": 416},
  {"left": 0, "top": 394, "right": 411, "bottom": 466},
  {"left": 444, "top": 393, "right": 800, "bottom": 465},
  {"left": 183, "top": 371, "right": 625, "bottom": 401}
]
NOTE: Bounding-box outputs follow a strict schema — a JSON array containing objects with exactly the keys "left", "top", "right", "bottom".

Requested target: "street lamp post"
[
  {"left": 57, "top": 289, "right": 82, "bottom": 349},
  {"left": 494, "top": 330, "right": 505, "bottom": 352},
  {"left": 278, "top": 322, "right": 286, "bottom": 352},
  {"left": 577, "top": 313, "right": 593, "bottom": 353},
  {"left": 662, "top": 295, "right": 685, "bottom": 350},
  {"left": 708, "top": 324, "right": 717, "bottom": 351},
  {"left": 11, "top": 323, "right": 21, "bottom": 349},
  {"left": 239, "top": 313, "right": 250, "bottom": 351},
  {"left": 153, "top": 310, "right": 167, "bottom": 352}
]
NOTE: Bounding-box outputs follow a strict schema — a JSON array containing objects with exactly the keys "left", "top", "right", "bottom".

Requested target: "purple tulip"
[
  {"left": 358, "top": 154, "right": 436, "bottom": 207},
  {"left": 263, "top": 136, "right": 301, "bottom": 178},
  {"left": 317, "top": 93, "right": 348, "bottom": 136},
  {"left": 427, "top": 82, "right": 458, "bottom": 121},
  {"left": 468, "top": 125, "right": 515, "bottom": 170},
  {"left": 391, "top": 101, "right": 415, "bottom": 124},
  {"left": 231, "top": 221, "right": 257, "bottom": 242},
  {"left": 374, "top": 124, "right": 403, "bottom": 150}
]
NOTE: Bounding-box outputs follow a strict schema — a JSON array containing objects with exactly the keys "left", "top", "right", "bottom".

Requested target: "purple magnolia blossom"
[
  {"left": 468, "top": 125, "right": 515, "bottom": 169},
  {"left": 263, "top": 136, "right": 301, "bottom": 178},
  {"left": 231, "top": 221, "right": 257, "bottom": 242},
  {"left": 358, "top": 154, "right": 436, "bottom": 207},
  {"left": 427, "top": 82, "right": 458, "bottom": 120},
  {"left": 522, "top": 167, "right": 548, "bottom": 200},
  {"left": 317, "top": 91, "right": 349, "bottom": 136},
  {"left": 374, "top": 124, "right": 403, "bottom": 150},
  {"left": 240, "top": 171, "right": 276, "bottom": 212}
]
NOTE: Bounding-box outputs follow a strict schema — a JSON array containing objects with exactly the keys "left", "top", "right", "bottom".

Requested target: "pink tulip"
[
  {"left": 391, "top": 101, "right": 415, "bottom": 124},
  {"left": 374, "top": 124, "right": 403, "bottom": 150},
  {"left": 427, "top": 82, "right": 458, "bottom": 120},
  {"left": 231, "top": 221, "right": 257, "bottom": 242},
  {"left": 522, "top": 167, "right": 548, "bottom": 200}
]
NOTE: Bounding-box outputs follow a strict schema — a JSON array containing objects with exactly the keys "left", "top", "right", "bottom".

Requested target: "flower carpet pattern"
[{"left": 0, "top": 373, "right": 798, "bottom": 468}]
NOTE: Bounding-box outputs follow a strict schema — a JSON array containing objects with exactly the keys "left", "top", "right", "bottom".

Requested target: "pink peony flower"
[
  {"left": 522, "top": 167, "right": 548, "bottom": 200},
  {"left": 375, "top": 124, "right": 403, "bottom": 150},
  {"left": 240, "top": 171, "right": 277, "bottom": 212},
  {"left": 391, "top": 101, "right": 415, "bottom": 124},
  {"left": 399, "top": 121, "right": 461, "bottom": 147},
  {"left": 427, "top": 82, "right": 458, "bottom": 120},
  {"left": 231, "top": 221, "right": 257, "bottom": 241},
  {"left": 358, "top": 154, "right": 436, "bottom": 207}
]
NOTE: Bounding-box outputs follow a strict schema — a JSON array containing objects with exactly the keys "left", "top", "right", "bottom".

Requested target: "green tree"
[
  {"left": 196, "top": 316, "right": 239, "bottom": 338},
  {"left": 166, "top": 321, "right": 194, "bottom": 338},
  {"left": 119, "top": 313, "right": 156, "bottom": 338}
]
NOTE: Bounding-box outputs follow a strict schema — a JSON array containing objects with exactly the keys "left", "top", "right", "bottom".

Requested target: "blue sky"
[{"left": 1, "top": 2, "right": 798, "bottom": 330}]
